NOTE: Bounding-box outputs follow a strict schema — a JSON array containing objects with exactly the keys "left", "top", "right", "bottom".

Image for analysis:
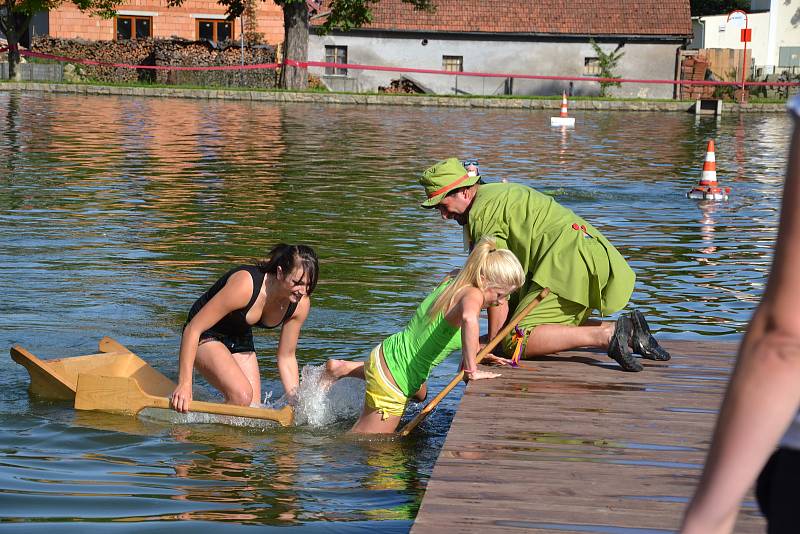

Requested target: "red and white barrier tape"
[{"left": 1, "top": 46, "right": 798, "bottom": 87}]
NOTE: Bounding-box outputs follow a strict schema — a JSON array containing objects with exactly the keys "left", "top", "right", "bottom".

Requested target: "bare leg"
[
  {"left": 412, "top": 382, "right": 427, "bottom": 402},
  {"left": 194, "top": 342, "right": 255, "bottom": 406},
  {"left": 232, "top": 351, "right": 261, "bottom": 406},
  {"left": 524, "top": 322, "right": 616, "bottom": 357},
  {"left": 349, "top": 404, "right": 402, "bottom": 434},
  {"left": 323, "top": 359, "right": 366, "bottom": 382}
]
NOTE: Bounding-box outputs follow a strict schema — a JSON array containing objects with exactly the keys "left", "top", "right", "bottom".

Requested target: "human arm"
[
  {"left": 275, "top": 295, "right": 311, "bottom": 402},
  {"left": 681, "top": 110, "right": 800, "bottom": 533},
  {"left": 447, "top": 287, "right": 501, "bottom": 381},
  {"left": 171, "top": 270, "right": 254, "bottom": 413},
  {"left": 486, "top": 299, "right": 509, "bottom": 340},
  {"left": 467, "top": 216, "right": 510, "bottom": 340}
]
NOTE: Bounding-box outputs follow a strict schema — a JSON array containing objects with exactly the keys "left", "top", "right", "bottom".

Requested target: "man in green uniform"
[{"left": 418, "top": 157, "right": 669, "bottom": 372}]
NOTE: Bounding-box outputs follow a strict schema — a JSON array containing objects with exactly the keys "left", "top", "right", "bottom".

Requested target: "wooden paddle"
[
  {"left": 74, "top": 374, "right": 295, "bottom": 427},
  {"left": 397, "top": 287, "right": 550, "bottom": 437}
]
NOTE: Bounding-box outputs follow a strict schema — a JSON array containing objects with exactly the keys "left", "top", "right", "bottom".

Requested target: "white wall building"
[
  {"left": 309, "top": 0, "right": 692, "bottom": 98},
  {"left": 691, "top": 0, "right": 800, "bottom": 73}
]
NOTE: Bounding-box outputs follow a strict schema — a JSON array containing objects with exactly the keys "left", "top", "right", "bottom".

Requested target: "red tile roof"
[{"left": 317, "top": 0, "right": 692, "bottom": 37}]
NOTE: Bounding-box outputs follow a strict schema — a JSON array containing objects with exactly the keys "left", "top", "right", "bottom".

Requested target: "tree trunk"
[
  {"left": 1, "top": 9, "right": 31, "bottom": 81},
  {"left": 279, "top": 1, "right": 308, "bottom": 90},
  {"left": 7, "top": 37, "right": 21, "bottom": 81}
]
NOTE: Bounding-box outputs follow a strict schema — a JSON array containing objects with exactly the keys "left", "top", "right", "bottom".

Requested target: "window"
[
  {"left": 116, "top": 16, "right": 152, "bottom": 41},
  {"left": 779, "top": 46, "right": 800, "bottom": 67},
  {"left": 324, "top": 45, "right": 347, "bottom": 76},
  {"left": 198, "top": 19, "right": 233, "bottom": 42},
  {"left": 584, "top": 57, "right": 602, "bottom": 76},
  {"left": 442, "top": 55, "right": 463, "bottom": 72}
]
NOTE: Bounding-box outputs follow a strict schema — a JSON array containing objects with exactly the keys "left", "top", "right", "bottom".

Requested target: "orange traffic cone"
[
  {"left": 551, "top": 91, "right": 575, "bottom": 127},
  {"left": 687, "top": 139, "right": 731, "bottom": 201}
]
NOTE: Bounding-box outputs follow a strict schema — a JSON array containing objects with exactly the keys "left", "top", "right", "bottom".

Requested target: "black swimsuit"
[{"left": 186, "top": 265, "right": 298, "bottom": 354}]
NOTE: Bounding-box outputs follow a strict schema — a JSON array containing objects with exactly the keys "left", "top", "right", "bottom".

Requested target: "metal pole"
[
  {"left": 741, "top": 22, "right": 748, "bottom": 102},
  {"left": 727, "top": 10, "right": 749, "bottom": 104}
]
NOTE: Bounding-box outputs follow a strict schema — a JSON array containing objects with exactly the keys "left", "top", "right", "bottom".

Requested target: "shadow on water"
[{"left": 0, "top": 91, "right": 792, "bottom": 529}]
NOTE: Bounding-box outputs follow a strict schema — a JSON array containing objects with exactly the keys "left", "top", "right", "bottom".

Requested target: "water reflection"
[
  {"left": 168, "top": 429, "right": 301, "bottom": 524},
  {"left": 697, "top": 200, "right": 718, "bottom": 258},
  {"left": 0, "top": 91, "right": 792, "bottom": 530}
]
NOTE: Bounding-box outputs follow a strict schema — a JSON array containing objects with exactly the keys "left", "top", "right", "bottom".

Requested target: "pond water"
[{"left": 0, "top": 91, "right": 792, "bottom": 531}]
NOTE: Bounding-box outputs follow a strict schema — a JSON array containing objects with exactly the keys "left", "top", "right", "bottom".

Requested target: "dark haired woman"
[{"left": 170, "top": 244, "right": 319, "bottom": 413}]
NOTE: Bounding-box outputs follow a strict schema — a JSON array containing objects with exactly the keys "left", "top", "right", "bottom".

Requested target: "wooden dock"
[{"left": 411, "top": 340, "right": 765, "bottom": 533}]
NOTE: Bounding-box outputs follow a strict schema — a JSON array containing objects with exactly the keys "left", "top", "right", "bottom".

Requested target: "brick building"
[{"left": 30, "top": 0, "right": 284, "bottom": 45}]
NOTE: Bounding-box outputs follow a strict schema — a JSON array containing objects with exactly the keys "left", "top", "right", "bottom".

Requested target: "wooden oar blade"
[
  {"left": 75, "top": 374, "right": 294, "bottom": 427},
  {"left": 75, "top": 374, "right": 146, "bottom": 415},
  {"left": 187, "top": 400, "right": 295, "bottom": 427}
]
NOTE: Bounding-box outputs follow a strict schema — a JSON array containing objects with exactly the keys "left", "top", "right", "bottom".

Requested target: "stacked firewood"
[
  {"left": 31, "top": 36, "right": 277, "bottom": 88},
  {"left": 378, "top": 77, "right": 427, "bottom": 94},
  {"left": 152, "top": 39, "right": 277, "bottom": 87},
  {"left": 32, "top": 37, "right": 151, "bottom": 83}
]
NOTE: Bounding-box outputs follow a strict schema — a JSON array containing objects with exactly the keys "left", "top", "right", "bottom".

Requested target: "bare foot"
[
  {"left": 320, "top": 360, "right": 341, "bottom": 390},
  {"left": 321, "top": 359, "right": 366, "bottom": 391}
]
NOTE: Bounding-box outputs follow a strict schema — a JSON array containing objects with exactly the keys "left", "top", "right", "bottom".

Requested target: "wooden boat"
[
  {"left": 11, "top": 337, "right": 174, "bottom": 401},
  {"left": 11, "top": 337, "right": 294, "bottom": 426}
]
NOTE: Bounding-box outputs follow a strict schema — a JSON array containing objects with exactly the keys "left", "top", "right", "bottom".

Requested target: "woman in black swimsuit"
[{"left": 170, "top": 244, "right": 319, "bottom": 413}]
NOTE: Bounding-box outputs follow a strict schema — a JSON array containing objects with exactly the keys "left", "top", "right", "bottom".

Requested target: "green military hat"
[{"left": 419, "top": 157, "right": 480, "bottom": 208}]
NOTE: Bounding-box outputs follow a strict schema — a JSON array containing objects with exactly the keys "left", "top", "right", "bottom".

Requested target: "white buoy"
[{"left": 550, "top": 91, "right": 576, "bottom": 127}]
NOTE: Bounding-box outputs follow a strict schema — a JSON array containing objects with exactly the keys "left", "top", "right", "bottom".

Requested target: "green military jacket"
[{"left": 467, "top": 182, "right": 635, "bottom": 315}]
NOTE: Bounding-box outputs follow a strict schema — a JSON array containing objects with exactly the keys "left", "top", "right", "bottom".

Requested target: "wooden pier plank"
[{"left": 411, "top": 340, "right": 765, "bottom": 533}]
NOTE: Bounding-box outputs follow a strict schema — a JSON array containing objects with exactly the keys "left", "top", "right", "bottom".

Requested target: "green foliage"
[
  {"left": 689, "top": 0, "right": 749, "bottom": 16},
  {"left": 1, "top": 0, "right": 119, "bottom": 43},
  {"left": 589, "top": 39, "right": 625, "bottom": 97},
  {"left": 69, "top": 0, "right": 121, "bottom": 17},
  {"left": 2, "top": 0, "right": 124, "bottom": 80},
  {"left": 2, "top": 0, "right": 118, "bottom": 21},
  {"left": 712, "top": 68, "right": 738, "bottom": 99}
]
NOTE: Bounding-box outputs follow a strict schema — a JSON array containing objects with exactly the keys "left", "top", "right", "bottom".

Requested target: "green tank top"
[{"left": 382, "top": 281, "right": 463, "bottom": 397}]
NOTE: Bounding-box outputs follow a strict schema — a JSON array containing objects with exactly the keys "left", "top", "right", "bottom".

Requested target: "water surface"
[{"left": 0, "top": 91, "right": 791, "bottom": 530}]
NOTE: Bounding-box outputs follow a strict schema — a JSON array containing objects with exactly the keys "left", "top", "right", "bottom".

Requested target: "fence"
[
  {"left": 0, "top": 61, "right": 62, "bottom": 82},
  {"left": 3, "top": 45, "right": 800, "bottom": 99}
]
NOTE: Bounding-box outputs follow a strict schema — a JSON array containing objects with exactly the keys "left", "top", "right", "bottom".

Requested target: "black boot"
[
  {"left": 630, "top": 310, "right": 670, "bottom": 361},
  {"left": 607, "top": 315, "right": 642, "bottom": 372}
]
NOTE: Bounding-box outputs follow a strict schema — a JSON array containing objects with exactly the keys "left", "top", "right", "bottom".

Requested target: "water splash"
[
  {"left": 293, "top": 364, "right": 364, "bottom": 427},
  {"left": 138, "top": 366, "right": 365, "bottom": 429}
]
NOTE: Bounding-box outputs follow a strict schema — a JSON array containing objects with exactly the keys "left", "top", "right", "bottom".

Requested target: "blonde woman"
[{"left": 324, "top": 238, "right": 525, "bottom": 433}]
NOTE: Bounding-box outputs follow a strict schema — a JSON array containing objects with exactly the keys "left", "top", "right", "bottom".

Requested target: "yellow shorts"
[{"left": 364, "top": 344, "right": 408, "bottom": 420}]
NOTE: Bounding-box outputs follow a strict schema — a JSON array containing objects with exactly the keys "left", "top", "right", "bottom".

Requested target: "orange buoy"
[{"left": 687, "top": 139, "right": 731, "bottom": 201}]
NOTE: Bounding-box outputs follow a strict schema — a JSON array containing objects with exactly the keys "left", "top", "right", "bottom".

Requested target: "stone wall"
[
  {"left": 0, "top": 82, "right": 789, "bottom": 113},
  {"left": 0, "top": 62, "right": 63, "bottom": 82}
]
